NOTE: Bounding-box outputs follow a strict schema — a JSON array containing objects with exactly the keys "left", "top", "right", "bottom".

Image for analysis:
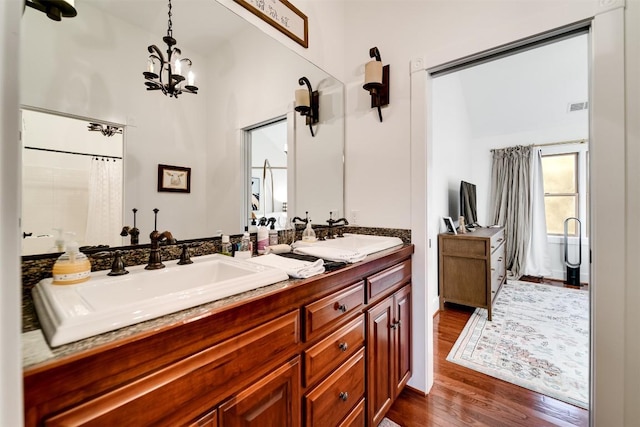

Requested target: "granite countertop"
[{"left": 22, "top": 242, "right": 412, "bottom": 370}]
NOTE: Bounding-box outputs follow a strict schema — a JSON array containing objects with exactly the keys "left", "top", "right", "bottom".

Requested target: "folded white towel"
[
  {"left": 247, "top": 254, "right": 325, "bottom": 279},
  {"left": 292, "top": 246, "right": 366, "bottom": 264},
  {"left": 264, "top": 244, "right": 292, "bottom": 254}
]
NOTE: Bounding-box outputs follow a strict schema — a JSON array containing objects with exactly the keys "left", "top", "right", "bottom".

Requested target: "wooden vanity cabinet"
[
  {"left": 365, "top": 261, "right": 412, "bottom": 427},
  {"left": 24, "top": 245, "right": 414, "bottom": 427},
  {"left": 218, "top": 357, "right": 301, "bottom": 427}
]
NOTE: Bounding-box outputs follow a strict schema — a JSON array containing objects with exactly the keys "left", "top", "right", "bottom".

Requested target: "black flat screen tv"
[{"left": 460, "top": 180, "right": 478, "bottom": 227}]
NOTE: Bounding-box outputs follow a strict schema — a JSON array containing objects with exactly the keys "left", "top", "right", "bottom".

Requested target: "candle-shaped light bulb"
[
  {"left": 147, "top": 59, "right": 154, "bottom": 73},
  {"left": 187, "top": 71, "right": 195, "bottom": 86},
  {"left": 174, "top": 59, "right": 182, "bottom": 76}
]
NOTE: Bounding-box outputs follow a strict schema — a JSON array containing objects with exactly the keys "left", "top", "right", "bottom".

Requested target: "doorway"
[
  {"left": 430, "top": 31, "right": 590, "bottom": 413},
  {"left": 244, "top": 117, "right": 288, "bottom": 228}
]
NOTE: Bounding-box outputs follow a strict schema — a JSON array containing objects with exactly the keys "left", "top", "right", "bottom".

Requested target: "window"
[{"left": 542, "top": 153, "right": 578, "bottom": 235}]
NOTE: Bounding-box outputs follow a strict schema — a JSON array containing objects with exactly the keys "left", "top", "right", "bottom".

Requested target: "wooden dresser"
[{"left": 438, "top": 227, "right": 506, "bottom": 320}]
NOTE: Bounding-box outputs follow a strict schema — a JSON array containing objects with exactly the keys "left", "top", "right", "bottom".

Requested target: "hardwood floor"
[{"left": 386, "top": 302, "right": 589, "bottom": 427}]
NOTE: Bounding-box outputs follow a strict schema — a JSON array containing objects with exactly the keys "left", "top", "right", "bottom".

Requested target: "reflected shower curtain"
[
  {"left": 490, "top": 145, "right": 531, "bottom": 279},
  {"left": 524, "top": 148, "right": 551, "bottom": 277},
  {"left": 85, "top": 157, "right": 122, "bottom": 247}
]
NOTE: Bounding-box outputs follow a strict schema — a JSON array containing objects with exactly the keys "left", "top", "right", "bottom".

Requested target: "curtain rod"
[
  {"left": 491, "top": 139, "right": 588, "bottom": 152},
  {"left": 24, "top": 146, "right": 122, "bottom": 160},
  {"left": 534, "top": 138, "right": 587, "bottom": 148}
]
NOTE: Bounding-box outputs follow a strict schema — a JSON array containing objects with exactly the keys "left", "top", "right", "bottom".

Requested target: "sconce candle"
[
  {"left": 187, "top": 71, "right": 195, "bottom": 86},
  {"left": 295, "top": 88, "right": 310, "bottom": 107},
  {"left": 364, "top": 60, "right": 383, "bottom": 86}
]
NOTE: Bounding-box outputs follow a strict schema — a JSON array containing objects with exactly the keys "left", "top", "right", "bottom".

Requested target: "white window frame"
[{"left": 540, "top": 142, "right": 588, "bottom": 244}]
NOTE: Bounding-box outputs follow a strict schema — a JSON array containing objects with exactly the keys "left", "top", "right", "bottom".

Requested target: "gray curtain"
[{"left": 490, "top": 145, "right": 532, "bottom": 279}]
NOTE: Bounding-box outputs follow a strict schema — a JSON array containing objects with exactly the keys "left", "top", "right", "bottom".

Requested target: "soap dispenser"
[
  {"left": 52, "top": 233, "right": 91, "bottom": 285},
  {"left": 302, "top": 221, "right": 317, "bottom": 242}
]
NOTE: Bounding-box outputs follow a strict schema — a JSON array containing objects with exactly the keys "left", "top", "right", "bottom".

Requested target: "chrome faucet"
[
  {"left": 145, "top": 209, "right": 177, "bottom": 270},
  {"left": 326, "top": 211, "right": 349, "bottom": 239}
]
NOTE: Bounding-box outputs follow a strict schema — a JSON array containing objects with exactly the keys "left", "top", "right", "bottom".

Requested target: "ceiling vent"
[{"left": 568, "top": 101, "right": 589, "bottom": 112}]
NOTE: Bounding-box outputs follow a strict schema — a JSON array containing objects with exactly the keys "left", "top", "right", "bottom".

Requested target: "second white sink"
[{"left": 33, "top": 254, "right": 289, "bottom": 347}]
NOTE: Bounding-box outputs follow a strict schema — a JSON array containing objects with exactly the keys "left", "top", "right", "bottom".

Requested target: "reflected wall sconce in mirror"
[
  {"left": 88, "top": 122, "right": 123, "bottom": 137},
  {"left": 24, "top": 0, "right": 77, "bottom": 21},
  {"left": 294, "top": 76, "right": 319, "bottom": 137},
  {"left": 143, "top": 0, "right": 198, "bottom": 98},
  {"left": 363, "top": 46, "right": 390, "bottom": 122}
]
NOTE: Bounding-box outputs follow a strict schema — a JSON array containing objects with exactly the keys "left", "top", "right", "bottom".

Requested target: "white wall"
[
  {"left": 1, "top": 1, "right": 22, "bottom": 425},
  {"left": 20, "top": 4, "right": 210, "bottom": 243}
]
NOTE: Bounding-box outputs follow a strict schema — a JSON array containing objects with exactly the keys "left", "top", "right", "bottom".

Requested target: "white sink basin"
[
  {"left": 292, "top": 233, "right": 404, "bottom": 263},
  {"left": 32, "top": 254, "right": 289, "bottom": 347},
  {"left": 315, "top": 233, "right": 403, "bottom": 255}
]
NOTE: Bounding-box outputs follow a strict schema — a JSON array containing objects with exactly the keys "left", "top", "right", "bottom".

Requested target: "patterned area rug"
[{"left": 447, "top": 280, "right": 589, "bottom": 409}]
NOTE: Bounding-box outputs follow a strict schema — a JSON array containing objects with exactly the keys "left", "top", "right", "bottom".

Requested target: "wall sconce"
[
  {"left": 363, "top": 46, "right": 390, "bottom": 122},
  {"left": 294, "top": 77, "right": 319, "bottom": 137}
]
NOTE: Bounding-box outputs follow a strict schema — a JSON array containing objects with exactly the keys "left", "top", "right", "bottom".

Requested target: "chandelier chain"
[{"left": 167, "top": 0, "right": 173, "bottom": 38}]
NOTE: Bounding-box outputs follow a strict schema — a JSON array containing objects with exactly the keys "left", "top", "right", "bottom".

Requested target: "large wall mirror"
[{"left": 20, "top": 0, "right": 344, "bottom": 255}]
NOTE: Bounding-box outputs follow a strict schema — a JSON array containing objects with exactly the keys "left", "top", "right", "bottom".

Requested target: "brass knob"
[
  {"left": 338, "top": 342, "right": 348, "bottom": 352},
  {"left": 339, "top": 392, "right": 349, "bottom": 401}
]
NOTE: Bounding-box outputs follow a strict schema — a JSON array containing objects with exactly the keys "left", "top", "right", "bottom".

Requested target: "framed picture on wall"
[
  {"left": 443, "top": 216, "right": 457, "bottom": 234},
  {"left": 158, "top": 164, "right": 191, "bottom": 193}
]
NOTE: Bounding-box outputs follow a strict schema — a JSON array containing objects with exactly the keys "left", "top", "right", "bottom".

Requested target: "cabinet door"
[
  {"left": 218, "top": 357, "right": 300, "bottom": 427},
  {"left": 188, "top": 409, "right": 217, "bottom": 427},
  {"left": 393, "top": 285, "right": 411, "bottom": 398},
  {"left": 367, "top": 296, "right": 394, "bottom": 427}
]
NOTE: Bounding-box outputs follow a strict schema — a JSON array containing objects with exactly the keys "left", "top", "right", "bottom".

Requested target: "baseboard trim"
[{"left": 404, "top": 384, "right": 428, "bottom": 397}]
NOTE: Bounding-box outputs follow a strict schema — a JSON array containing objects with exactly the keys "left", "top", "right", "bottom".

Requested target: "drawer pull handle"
[
  {"left": 497, "top": 238, "right": 504, "bottom": 242},
  {"left": 390, "top": 320, "right": 402, "bottom": 330},
  {"left": 491, "top": 268, "right": 495, "bottom": 271},
  {"left": 498, "top": 257, "right": 503, "bottom": 262},
  {"left": 339, "top": 392, "right": 349, "bottom": 402},
  {"left": 338, "top": 342, "right": 348, "bottom": 352},
  {"left": 335, "top": 303, "right": 348, "bottom": 313}
]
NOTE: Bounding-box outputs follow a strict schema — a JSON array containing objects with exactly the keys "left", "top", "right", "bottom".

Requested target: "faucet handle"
[
  {"left": 177, "top": 244, "right": 193, "bottom": 265},
  {"left": 95, "top": 250, "right": 129, "bottom": 276}
]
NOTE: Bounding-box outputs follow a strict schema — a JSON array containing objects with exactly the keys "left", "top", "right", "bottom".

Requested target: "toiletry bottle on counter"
[
  {"left": 284, "top": 218, "right": 295, "bottom": 245},
  {"left": 52, "top": 234, "right": 91, "bottom": 285},
  {"left": 302, "top": 221, "right": 316, "bottom": 242},
  {"left": 234, "top": 227, "right": 252, "bottom": 259},
  {"left": 248, "top": 217, "right": 258, "bottom": 234},
  {"left": 221, "top": 234, "right": 232, "bottom": 256},
  {"left": 269, "top": 219, "right": 278, "bottom": 246},
  {"left": 257, "top": 217, "right": 268, "bottom": 254}
]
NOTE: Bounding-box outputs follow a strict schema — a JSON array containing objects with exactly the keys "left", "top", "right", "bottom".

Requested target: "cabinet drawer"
[
  {"left": 45, "top": 311, "right": 299, "bottom": 426},
  {"left": 441, "top": 236, "right": 487, "bottom": 257},
  {"left": 305, "top": 347, "right": 365, "bottom": 427},
  {"left": 366, "top": 260, "right": 411, "bottom": 302},
  {"left": 304, "top": 315, "right": 365, "bottom": 387},
  {"left": 338, "top": 398, "right": 365, "bottom": 427},
  {"left": 304, "top": 282, "right": 364, "bottom": 342},
  {"left": 490, "top": 228, "right": 505, "bottom": 252}
]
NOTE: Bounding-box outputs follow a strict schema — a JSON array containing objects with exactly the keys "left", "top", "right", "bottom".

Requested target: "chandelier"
[{"left": 143, "top": 0, "right": 198, "bottom": 98}]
